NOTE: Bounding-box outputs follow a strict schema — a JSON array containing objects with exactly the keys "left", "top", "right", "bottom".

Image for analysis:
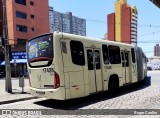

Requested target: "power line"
[
  {"left": 4, "top": 1, "right": 160, "bottom": 41},
  {"left": 86, "top": 18, "right": 160, "bottom": 28},
  {"left": 86, "top": 19, "right": 106, "bottom": 24},
  {"left": 2, "top": 2, "right": 160, "bottom": 39},
  {"left": 138, "top": 30, "right": 160, "bottom": 37},
  {"left": 86, "top": 19, "right": 160, "bottom": 37},
  {"left": 2, "top": 14, "right": 160, "bottom": 29}
]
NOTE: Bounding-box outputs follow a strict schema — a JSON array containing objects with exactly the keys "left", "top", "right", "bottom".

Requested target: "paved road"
[{"left": 0, "top": 71, "right": 160, "bottom": 118}]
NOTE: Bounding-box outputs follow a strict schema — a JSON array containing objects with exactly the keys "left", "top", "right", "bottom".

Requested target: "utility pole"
[{"left": 2, "top": 0, "right": 12, "bottom": 93}]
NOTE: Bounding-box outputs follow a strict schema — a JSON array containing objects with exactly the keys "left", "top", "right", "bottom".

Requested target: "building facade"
[
  {"left": 154, "top": 44, "right": 160, "bottom": 56},
  {"left": 131, "top": 6, "right": 138, "bottom": 45},
  {"left": 50, "top": 9, "right": 86, "bottom": 36},
  {"left": 107, "top": 0, "right": 138, "bottom": 45},
  {"left": 0, "top": 0, "right": 50, "bottom": 77},
  {"left": 4, "top": 0, "right": 50, "bottom": 51}
]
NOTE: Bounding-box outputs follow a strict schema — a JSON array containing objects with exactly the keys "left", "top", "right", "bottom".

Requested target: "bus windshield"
[{"left": 27, "top": 34, "right": 53, "bottom": 67}]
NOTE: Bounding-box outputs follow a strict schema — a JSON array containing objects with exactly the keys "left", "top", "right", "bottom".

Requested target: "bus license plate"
[{"left": 36, "top": 91, "right": 45, "bottom": 96}]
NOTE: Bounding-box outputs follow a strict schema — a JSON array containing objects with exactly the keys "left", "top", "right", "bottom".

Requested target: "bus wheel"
[{"left": 108, "top": 77, "right": 119, "bottom": 95}]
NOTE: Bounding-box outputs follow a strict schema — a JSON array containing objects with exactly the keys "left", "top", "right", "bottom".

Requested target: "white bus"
[{"left": 26, "top": 32, "right": 147, "bottom": 100}]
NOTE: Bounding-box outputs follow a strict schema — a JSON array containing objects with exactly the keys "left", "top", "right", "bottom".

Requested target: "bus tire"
[{"left": 108, "top": 76, "right": 119, "bottom": 95}]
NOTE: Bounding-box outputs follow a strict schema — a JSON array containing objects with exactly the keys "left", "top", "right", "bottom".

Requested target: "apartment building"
[
  {"left": 0, "top": 0, "right": 50, "bottom": 77},
  {"left": 49, "top": 7, "right": 86, "bottom": 36},
  {"left": 107, "top": 0, "right": 138, "bottom": 45},
  {"left": 154, "top": 44, "right": 160, "bottom": 56},
  {"left": 4, "top": 0, "right": 49, "bottom": 50},
  {"left": 49, "top": 6, "right": 54, "bottom": 32}
]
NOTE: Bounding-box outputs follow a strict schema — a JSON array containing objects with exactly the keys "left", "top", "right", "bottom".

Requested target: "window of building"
[
  {"left": 16, "top": 25, "right": 27, "bottom": 32},
  {"left": 31, "top": 27, "right": 35, "bottom": 31},
  {"left": 15, "top": 0, "right": 26, "bottom": 5},
  {"left": 16, "top": 11, "right": 27, "bottom": 19},
  {"left": 70, "top": 40, "right": 85, "bottom": 66},
  {"left": 17, "top": 38, "right": 27, "bottom": 45},
  {"left": 108, "top": 45, "right": 121, "bottom": 64},
  {"left": 30, "top": 14, "right": 34, "bottom": 19},
  {"left": 30, "top": 1, "right": 34, "bottom": 6},
  {"left": 102, "top": 44, "right": 109, "bottom": 64}
]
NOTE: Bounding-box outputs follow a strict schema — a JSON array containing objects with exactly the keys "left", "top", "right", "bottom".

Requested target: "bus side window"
[
  {"left": 125, "top": 53, "right": 129, "bottom": 67},
  {"left": 108, "top": 45, "right": 121, "bottom": 64},
  {"left": 131, "top": 48, "right": 136, "bottom": 63},
  {"left": 95, "top": 50, "right": 100, "bottom": 69},
  {"left": 121, "top": 52, "right": 125, "bottom": 67},
  {"left": 87, "top": 50, "right": 94, "bottom": 70},
  {"left": 70, "top": 40, "right": 85, "bottom": 66},
  {"left": 102, "top": 45, "right": 109, "bottom": 64},
  {"left": 61, "top": 41, "right": 67, "bottom": 53}
]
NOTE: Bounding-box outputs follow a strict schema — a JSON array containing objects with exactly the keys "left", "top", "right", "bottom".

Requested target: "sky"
[{"left": 49, "top": 0, "right": 160, "bottom": 57}]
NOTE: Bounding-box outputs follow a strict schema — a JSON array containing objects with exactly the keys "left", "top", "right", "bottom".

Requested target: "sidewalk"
[{"left": 0, "top": 78, "right": 37, "bottom": 105}]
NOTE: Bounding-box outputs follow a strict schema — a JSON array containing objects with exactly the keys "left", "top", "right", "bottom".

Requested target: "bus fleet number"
[{"left": 43, "top": 68, "right": 54, "bottom": 73}]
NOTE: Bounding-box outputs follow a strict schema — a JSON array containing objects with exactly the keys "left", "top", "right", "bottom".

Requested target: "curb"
[{"left": 0, "top": 97, "right": 37, "bottom": 105}]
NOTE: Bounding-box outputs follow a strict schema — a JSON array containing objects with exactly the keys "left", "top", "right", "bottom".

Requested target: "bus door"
[
  {"left": 86, "top": 48, "right": 102, "bottom": 93},
  {"left": 131, "top": 48, "right": 137, "bottom": 83},
  {"left": 121, "top": 51, "right": 131, "bottom": 84},
  {"left": 61, "top": 39, "right": 85, "bottom": 99}
]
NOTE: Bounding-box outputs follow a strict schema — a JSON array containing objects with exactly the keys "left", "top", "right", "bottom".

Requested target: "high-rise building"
[
  {"left": 107, "top": 13, "right": 115, "bottom": 41},
  {"left": 49, "top": 6, "right": 54, "bottom": 33},
  {"left": 51, "top": 10, "right": 86, "bottom": 36},
  {"left": 107, "top": 0, "right": 138, "bottom": 45},
  {"left": 0, "top": 0, "right": 50, "bottom": 51},
  {"left": 131, "top": 6, "right": 138, "bottom": 45},
  {"left": 121, "top": 3, "right": 131, "bottom": 44},
  {"left": 154, "top": 44, "right": 160, "bottom": 56}
]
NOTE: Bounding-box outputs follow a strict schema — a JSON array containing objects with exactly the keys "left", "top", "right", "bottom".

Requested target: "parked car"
[
  {"left": 153, "top": 66, "right": 160, "bottom": 70},
  {"left": 147, "top": 66, "right": 152, "bottom": 71}
]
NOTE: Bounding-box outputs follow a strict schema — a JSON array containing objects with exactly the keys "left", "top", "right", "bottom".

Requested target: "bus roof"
[
  {"left": 28, "top": 31, "right": 136, "bottom": 48},
  {"left": 54, "top": 31, "right": 136, "bottom": 48}
]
